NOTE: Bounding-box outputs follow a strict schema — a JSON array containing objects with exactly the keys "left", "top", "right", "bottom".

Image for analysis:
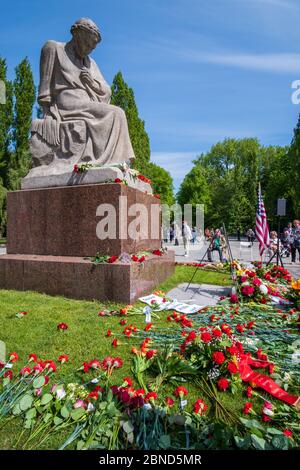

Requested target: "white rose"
[{"left": 259, "top": 284, "right": 268, "bottom": 295}]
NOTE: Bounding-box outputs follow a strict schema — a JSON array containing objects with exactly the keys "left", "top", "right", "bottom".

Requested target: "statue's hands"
[{"left": 80, "top": 68, "right": 95, "bottom": 88}]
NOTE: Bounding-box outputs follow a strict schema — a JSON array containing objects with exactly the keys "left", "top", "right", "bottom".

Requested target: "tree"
[
  {"left": 111, "top": 71, "right": 150, "bottom": 173},
  {"left": 287, "top": 114, "right": 300, "bottom": 217},
  {"left": 111, "top": 71, "right": 174, "bottom": 203},
  {"left": 12, "top": 57, "right": 35, "bottom": 184},
  {"left": 145, "top": 162, "right": 174, "bottom": 205},
  {"left": 0, "top": 58, "right": 14, "bottom": 187}
]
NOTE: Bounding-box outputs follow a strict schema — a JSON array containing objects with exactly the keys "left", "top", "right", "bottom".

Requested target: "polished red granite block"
[
  {"left": 0, "top": 251, "right": 175, "bottom": 303},
  {"left": 7, "top": 183, "right": 161, "bottom": 257}
]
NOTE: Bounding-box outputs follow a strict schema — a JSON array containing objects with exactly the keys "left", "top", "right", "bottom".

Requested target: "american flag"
[{"left": 255, "top": 183, "right": 270, "bottom": 256}]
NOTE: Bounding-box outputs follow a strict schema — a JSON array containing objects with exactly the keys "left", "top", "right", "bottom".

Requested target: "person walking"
[
  {"left": 182, "top": 220, "right": 192, "bottom": 257},
  {"left": 291, "top": 220, "right": 300, "bottom": 263},
  {"left": 208, "top": 228, "right": 225, "bottom": 263}
]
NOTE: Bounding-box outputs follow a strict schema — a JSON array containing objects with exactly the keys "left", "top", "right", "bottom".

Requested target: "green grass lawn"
[{"left": 0, "top": 266, "right": 234, "bottom": 449}]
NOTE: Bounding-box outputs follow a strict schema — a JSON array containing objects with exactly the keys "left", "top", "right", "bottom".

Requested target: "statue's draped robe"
[{"left": 37, "top": 41, "right": 135, "bottom": 165}]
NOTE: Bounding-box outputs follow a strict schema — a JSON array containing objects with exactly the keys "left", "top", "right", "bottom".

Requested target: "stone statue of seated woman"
[{"left": 23, "top": 18, "right": 137, "bottom": 189}]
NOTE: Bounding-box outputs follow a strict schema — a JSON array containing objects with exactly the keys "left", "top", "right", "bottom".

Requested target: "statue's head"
[{"left": 70, "top": 18, "right": 101, "bottom": 58}]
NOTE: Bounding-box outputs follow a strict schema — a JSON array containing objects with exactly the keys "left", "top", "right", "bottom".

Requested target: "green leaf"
[
  {"left": 19, "top": 394, "right": 33, "bottom": 411},
  {"left": 71, "top": 407, "right": 86, "bottom": 421},
  {"left": 251, "top": 434, "right": 267, "bottom": 450},
  {"left": 33, "top": 376, "right": 45, "bottom": 389},
  {"left": 12, "top": 404, "right": 22, "bottom": 416},
  {"left": 76, "top": 440, "right": 86, "bottom": 450},
  {"left": 24, "top": 419, "right": 32, "bottom": 429},
  {"left": 271, "top": 435, "right": 289, "bottom": 450},
  {"left": 266, "top": 427, "right": 284, "bottom": 435},
  {"left": 123, "top": 421, "right": 134, "bottom": 434},
  {"left": 40, "top": 393, "right": 53, "bottom": 405},
  {"left": 25, "top": 408, "right": 37, "bottom": 420},
  {"left": 159, "top": 434, "right": 171, "bottom": 449},
  {"left": 54, "top": 416, "right": 63, "bottom": 426},
  {"left": 61, "top": 406, "right": 70, "bottom": 419}
]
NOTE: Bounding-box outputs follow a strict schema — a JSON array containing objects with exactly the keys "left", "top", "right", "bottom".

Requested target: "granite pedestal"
[{"left": 1, "top": 182, "right": 175, "bottom": 302}]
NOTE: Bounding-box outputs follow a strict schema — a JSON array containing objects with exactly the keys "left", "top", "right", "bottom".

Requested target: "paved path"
[
  {"left": 163, "top": 238, "right": 300, "bottom": 279},
  {"left": 167, "top": 283, "right": 231, "bottom": 307}
]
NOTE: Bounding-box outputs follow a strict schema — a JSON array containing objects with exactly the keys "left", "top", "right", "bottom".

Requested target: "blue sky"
[{"left": 1, "top": 0, "right": 300, "bottom": 191}]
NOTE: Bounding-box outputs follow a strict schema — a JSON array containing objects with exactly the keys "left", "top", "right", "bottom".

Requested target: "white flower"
[
  {"left": 56, "top": 387, "right": 66, "bottom": 400},
  {"left": 259, "top": 284, "right": 268, "bottom": 295},
  {"left": 87, "top": 403, "right": 95, "bottom": 412},
  {"left": 263, "top": 407, "right": 274, "bottom": 417}
]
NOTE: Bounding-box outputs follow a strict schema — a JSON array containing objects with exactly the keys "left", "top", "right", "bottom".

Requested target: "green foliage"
[
  {"left": 111, "top": 71, "right": 150, "bottom": 173},
  {"left": 13, "top": 57, "right": 36, "bottom": 178},
  {"left": 287, "top": 114, "right": 300, "bottom": 217},
  {"left": 177, "top": 137, "right": 298, "bottom": 233},
  {"left": 144, "top": 162, "right": 175, "bottom": 205}
]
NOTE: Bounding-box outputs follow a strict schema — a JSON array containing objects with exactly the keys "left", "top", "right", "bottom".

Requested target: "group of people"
[
  {"left": 270, "top": 220, "right": 300, "bottom": 263},
  {"left": 162, "top": 223, "right": 200, "bottom": 256}
]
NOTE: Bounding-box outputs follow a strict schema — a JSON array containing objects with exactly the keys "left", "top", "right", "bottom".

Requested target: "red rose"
[
  {"left": 230, "top": 294, "right": 239, "bottom": 304},
  {"left": 57, "top": 323, "right": 68, "bottom": 331},
  {"left": 138, "top": 256, "right": 146, "bottom": 263},
  {"left": 88, "top": 391, "right": 99, "bottom": 400},
  {"left": 4, "top": 370, "right": 13, "bottom": 380},
  {"left": 131, "top": 255, "right": 139, "bottom": 262},
  {"left": 227, "top": 361, "right": 239, "bottom": 374},
  {"left": 246, "top": 386, "right": 253, "bottom": 398},
  {"left": 217, "top": 378, "right": 229, "bottom": 391},
  {"left": 201, "top": 332, "right": 212, "bottom": 343},
  {"left": 241, "top": 285, "right": 255, "bottom": 296},
  {"left": 212, "top": 351, "right": 226, "bottom": 365},
  {"left": 236, "top": 324, "right": 244, "bottom": 333},
  {"left": 73, "top": 164, "right": 79, "bottom": 173},
  {"left": 114, "top": 178, "right": 122, "bottom": 183},
  {"left": 253, "top": 277, "right": 262, "bottom": 287},
  {"left": 120, "top": 319, "right": 127, "bottom": 325}
]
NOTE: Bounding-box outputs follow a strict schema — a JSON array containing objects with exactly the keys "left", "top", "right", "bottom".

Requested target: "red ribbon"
[{"left": 237, "top": 353, "right": 299, "bottom": 406}]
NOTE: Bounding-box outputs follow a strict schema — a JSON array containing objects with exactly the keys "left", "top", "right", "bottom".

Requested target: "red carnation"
[
  {"left": 212, "top": 328, "right": 222, "bottom": 338},
  {"left": 73, "top": 164, "right": 79, "bottom": 173},
  {"left": 114, "top": 178, "right": 122, "bottom": 183},
  {"left": 246, "top": 386, "right": 253, "bottom": 398},
  {"left": 58, "top": 354, "right": 69, "bottom": 364},
  {"left": 283, "top": 429, "right": 293, "bottom": 439},
  {"left": 243, "top": 402, "right": 253, "bottom": 414},
  {"left": 119, "top": 319, "right": 127, "bottom": 325},
  {"left": 131, "top": 255, "right": 139, "bottom": 262},
  {"left": 145, "top": 391, "right": 157, "bottom": 402},
  {"left": 123, "top": 377, "right": 133, "bottom": 387},
  {"left": 89, "top": 359, "right": 101, "bottom": 369},
  {"left": 9, "top": 352, "right": 19, "bottom": 363},
  {"left": 20, "top": 366, "right": 31, "bottom": 376},
  {"left": 193, "top": 399, "right": 207, "bottom": 415},
  {"left": 57, "top": 322, "right": 68, "bottom": 331},
  {"left": 212, "top": 351, "right": 226, "bottom": 365},
  {"left": 112, "top": 357, "right": 123, "bottom": 369},
  {"left": 112, "top": 338, "right": 119, "bottom": 348},
  {"left": 230, "top": 294, "right": 239, "bottom": 304},
  {"left": 174, "top": 386, "right": 188, "bottom": 398},
  {"left": 108, "top": 255, "right": 118, "bottom": 263},
  {"left": 106, "top": 329, "right": 112, "bottom": 337},
  {"left": 146, "top": 349, "right": 157, "bottom": 360},
  {"left": 227, "top": 361, "right": 239, "bottom": 374},
  {"left": 217, "top": 378, "right": 229, "bottom": 391},
  {"left": 28, "top": 353, "right": 38, "bottom": 363},
  {"left": 201, "top": 332, "right": 212, "bottom": 343},
  {"left": 165, "top": 397, "right": 175, "bottom": 407},
  {"left": 88, "top": 391, "right": 99, "bottom": 400},
  {"left": 4, "top": 370, "right": 13, "bottom": 380}
]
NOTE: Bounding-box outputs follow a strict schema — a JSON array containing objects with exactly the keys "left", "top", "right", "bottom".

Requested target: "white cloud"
[{"left": 151, "top": 151, "right": 197, "bottom": 182}]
